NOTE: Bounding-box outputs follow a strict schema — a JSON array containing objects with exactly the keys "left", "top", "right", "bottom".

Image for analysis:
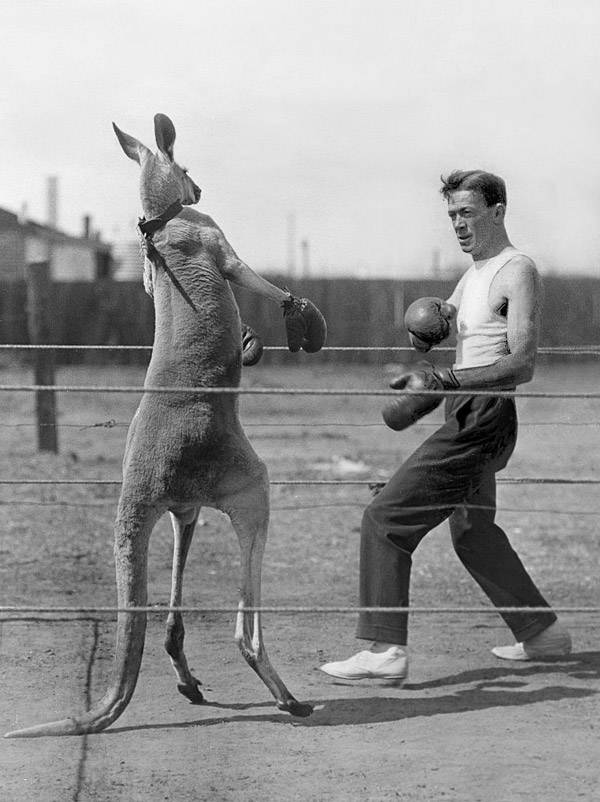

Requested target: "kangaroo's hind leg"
[
  {"left": 165, "top": 507, "right": 204, "bottom": 704},
  {"left": 218, "top": 454, "right": 313, "bottom": 718}
]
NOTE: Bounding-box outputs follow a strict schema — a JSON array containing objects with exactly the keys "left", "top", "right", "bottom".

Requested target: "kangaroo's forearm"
[{"left": 227, "top": 261, "right": 288, "bottom": 303}]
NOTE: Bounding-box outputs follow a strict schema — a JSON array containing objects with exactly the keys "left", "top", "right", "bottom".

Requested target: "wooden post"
[{"left": 25, "top": 261, "right": 58, "bottom": 453}]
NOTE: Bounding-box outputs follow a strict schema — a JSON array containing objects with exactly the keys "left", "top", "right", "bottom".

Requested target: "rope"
[
  {"left": 1, "top": 419, "right": 599, "bottom": 429},
  {"left": 0, "top": 477, "right": 599, "bottom": 486},
  {"left": 1, "top": 344, "right": 599, "bottom": 354},
  {"left": 0, "top": 605, "right": 597, "bottom": 616},
  {"left": 248, "top": 420, "right": 600, "bottom": 428},
  {"left": 0, "top": 496, "right": 598, "bottom": 516},
  {"left": 2, "top": 384, "right": 600, "bottom": 399}
]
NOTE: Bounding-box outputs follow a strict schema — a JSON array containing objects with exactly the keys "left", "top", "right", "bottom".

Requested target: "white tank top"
[{"left": 453, "top": 246, "right": 523, "bottom": 369}]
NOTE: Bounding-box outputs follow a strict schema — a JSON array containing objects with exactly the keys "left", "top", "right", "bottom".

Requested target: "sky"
[{"left": 2, "top": 0, "right": 600, "bottom": 278}]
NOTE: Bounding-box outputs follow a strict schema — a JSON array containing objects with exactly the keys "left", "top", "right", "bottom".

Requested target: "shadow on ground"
[{"left": 104, "top": 651, "right": 599, "bottom": 733}]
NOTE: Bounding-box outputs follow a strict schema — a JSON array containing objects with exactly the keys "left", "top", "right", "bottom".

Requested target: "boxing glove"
[
  {"left": 382, "top": 362, "right": 459, "bottom": 431},
  {"left": 281, "top": 293, "right": 327, "bottom": 353},
  {"left": 241, "top": 323, "right": 264, "bottom": 366},
  {"left": 404, "top": 297, "right": 454, "bottom": 352}
]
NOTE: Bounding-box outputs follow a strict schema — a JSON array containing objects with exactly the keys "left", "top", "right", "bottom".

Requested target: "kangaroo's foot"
[
  {"left": 276, "top": 697, "right": 314, "bottom": 717},
  {"left": 176, "top": 677, "right": 204, "bottom": 704},
  {"left": 238, "top": 638, "right": 314, "bottom": 718}
]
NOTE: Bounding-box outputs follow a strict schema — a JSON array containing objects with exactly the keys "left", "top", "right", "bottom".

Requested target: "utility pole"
[
  {"left": 46, "top": 175, "right": 58, "bottom": 264},
  {"left": 431, "top": 246, "right": 441, "bottom": 277},
  {"left": 286, "top": 212, "right": 296, "bottom": 277},
  {"left": 301, "top": 238, "right": 310, "bottom": 277}
]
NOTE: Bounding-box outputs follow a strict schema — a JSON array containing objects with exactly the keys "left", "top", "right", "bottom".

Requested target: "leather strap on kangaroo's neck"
[
  {"left": 137, "top": 200, "right": 198, "bottom": 313},
  {"left": 137, "top": 200, "right": 183, "bottom": 237}
]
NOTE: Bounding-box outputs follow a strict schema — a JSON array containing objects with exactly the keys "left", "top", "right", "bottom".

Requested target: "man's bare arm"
[
  {"left": 451, "top": 258, "right": 542, "bottom": 390},
  {"left": 445, "top": 271, "right": 467, "bottom": 319}
]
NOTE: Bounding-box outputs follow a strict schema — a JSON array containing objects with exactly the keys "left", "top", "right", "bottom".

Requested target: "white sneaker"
[
  {"left": 492, "top": 621, "right": 572, "bottom": 661},
  {"left": 319, "top": 647, "right": 408, "bottom": 684}
]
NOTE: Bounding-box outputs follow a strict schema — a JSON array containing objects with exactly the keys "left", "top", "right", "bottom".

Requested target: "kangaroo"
[{"left": 5, "top": 113, "right": 324, "bottom": 737}]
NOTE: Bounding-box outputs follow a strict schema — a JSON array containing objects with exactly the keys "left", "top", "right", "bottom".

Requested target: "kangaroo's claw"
[
  {"left": 277, "top": 698, "right": 314, "bottom": 717},
  {"left": 177, "top": 680, "right": 204, "bottom": 704}
]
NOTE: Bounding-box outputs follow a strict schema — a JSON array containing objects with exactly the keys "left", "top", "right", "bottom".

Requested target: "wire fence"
[
  {"left": 0, "top": 477, "right": 599, "bottom": 485},
  {"left": 3, "top": 383, "right": 600, "bottom": 399},
  {"left": 1, "top": 604, "right": 598, "bottom": 620},
  {"left": 2, "top": 344, "right": 600, "bottom": 354},
  {"left": 1, "top": 341, "right": 598, "bottom": 621},
  {"left": 1, "top": 418, "right": 599, "bottom": 429}
]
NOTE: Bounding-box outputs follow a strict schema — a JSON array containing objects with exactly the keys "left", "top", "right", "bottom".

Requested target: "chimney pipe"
[
  {"left": 301, "top": 238, "right": 310, "bottom": 277},
  {"left": 46, "top": 176, "right": 58, "bottom": 229}
]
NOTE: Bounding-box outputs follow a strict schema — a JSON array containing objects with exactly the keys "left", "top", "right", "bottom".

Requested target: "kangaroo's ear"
[
  {"left": 154, "top": 113, "right": 176, "bottom": 161},
  {"left": 112, "top": 123, "right": 151, "bottom": 164}
]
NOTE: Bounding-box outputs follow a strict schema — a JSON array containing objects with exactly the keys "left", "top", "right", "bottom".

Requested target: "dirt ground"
[{"left": 1, "top": 359, "right": 599, "bottom": 801}]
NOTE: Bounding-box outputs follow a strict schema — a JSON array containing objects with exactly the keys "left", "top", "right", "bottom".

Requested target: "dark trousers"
[{"left": 356, "top": 393, "right": 557, "bottom": 645}]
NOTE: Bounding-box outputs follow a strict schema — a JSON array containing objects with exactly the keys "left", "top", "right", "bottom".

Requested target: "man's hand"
[
  {"left": 241, "top": 323, "right": 264, "bottom": 366},
  {"left": 382, "top": 362, "right": 459, "bottom": 431},
  {"left": 281, "top": 293, "right": 327, "bottom": 353},
  {"left": 404, "top": 297, "right": 455, "bottom": 352}
]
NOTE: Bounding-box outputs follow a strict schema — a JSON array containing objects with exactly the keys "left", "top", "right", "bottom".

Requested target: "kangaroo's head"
[{"left": 113, "top": 114, "right": 201, "bottom": 217}]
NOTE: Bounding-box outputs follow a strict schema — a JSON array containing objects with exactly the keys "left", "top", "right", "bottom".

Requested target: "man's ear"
[
  {"left": 112, "top": 123, "right": 152, "bottom": 164},
  {"left": 493, "top": 203, "right": 506, "bottom": 223},
  {"left": 154, "top": 113, "right": 176, "bottom": 161}
]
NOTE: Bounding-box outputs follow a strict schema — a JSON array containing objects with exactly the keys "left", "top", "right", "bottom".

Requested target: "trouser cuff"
[
  {"left": 511, "top": 611, "right": 557, "bottom": 642},
  {"left": 356, "top": 620, "right": 407, "bottom": 645}
]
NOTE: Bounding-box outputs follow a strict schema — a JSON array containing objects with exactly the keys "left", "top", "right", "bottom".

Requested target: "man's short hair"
[{"left": 440, "top": 170, "right": 507, "bottom": 207}]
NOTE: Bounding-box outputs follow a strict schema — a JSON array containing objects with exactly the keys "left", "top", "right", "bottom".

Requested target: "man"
[{"left": 320, "top": 170, "right": 571, "bottom": 684}]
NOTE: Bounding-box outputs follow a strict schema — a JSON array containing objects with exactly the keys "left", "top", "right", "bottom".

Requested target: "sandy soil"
[{"left": 1, "top": 362, "right": 599, "bottom": 801}]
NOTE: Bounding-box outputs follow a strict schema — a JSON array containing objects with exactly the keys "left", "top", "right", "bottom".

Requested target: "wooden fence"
[{"left": 1, "top": 273, "right": 599, "bottom": 365}]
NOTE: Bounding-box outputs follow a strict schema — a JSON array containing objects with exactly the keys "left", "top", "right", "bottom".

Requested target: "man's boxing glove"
[
  {"left": 241, "top": 323, "right": 264, "bottom": 366},
  {"left": 404, "top": 297, "right": 455, "bottom": 352},
  {"left": 382, "top": 362, "right": 460, "bottom": 431}
]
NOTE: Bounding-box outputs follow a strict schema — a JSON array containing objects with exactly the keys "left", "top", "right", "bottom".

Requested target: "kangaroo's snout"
[{"left": 180, "top": 175, "right": 201, "bottom": 206}]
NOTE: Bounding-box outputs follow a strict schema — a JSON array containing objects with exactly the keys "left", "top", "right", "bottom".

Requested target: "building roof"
[{"left": 0, "top": 206, "right": 111, "bottom": 253}]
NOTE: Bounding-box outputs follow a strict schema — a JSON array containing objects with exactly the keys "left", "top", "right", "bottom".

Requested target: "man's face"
[{"left": 446, "top": 189, "right": 502, "bottom": 260}]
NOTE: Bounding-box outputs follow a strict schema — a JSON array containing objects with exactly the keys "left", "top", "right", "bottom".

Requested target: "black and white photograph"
[{"left": 1, "top": 1, "right": 599, "bottom": 800}]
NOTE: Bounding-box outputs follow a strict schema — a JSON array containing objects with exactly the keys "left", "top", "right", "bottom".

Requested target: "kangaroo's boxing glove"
[
  {"left": 241, "top": 323, "right": 264, "bottom": 366},
  {"left": 281, "top": 293, "right": 327, "bottom": 353}
]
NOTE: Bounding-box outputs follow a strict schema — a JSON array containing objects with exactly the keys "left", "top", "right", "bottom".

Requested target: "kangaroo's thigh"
[{"left": 215, "top": 436, "right": 269, "bottom": 524}]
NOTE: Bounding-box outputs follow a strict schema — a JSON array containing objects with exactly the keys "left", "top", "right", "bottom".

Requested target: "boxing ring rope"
[
  {"left": 0, "top": 342, "right": 598, "bottom": 620},
  {"left": 1, "top": 344, "right": 600, "bottom": 354},
  {"left": 1, "top": 384, "right": 600, "bottom": 399},
  {"left": 0, "top": 477, "right": 599, "bottom": 485},
  {"left": 1, "top": 419, "right": 599, "bottom": 429},
  {"left": 1, "top": 606, "right": 597, "bottom": 621}
]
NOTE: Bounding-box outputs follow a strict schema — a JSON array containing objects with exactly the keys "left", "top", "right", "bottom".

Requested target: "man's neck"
[{"left": 472, "top": 235, "right": 513, "bottom": 264}]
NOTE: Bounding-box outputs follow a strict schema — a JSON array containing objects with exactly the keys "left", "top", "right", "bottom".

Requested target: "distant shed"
[{"left": 0, "top": 207, "right": 112, "bottom": 281}]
